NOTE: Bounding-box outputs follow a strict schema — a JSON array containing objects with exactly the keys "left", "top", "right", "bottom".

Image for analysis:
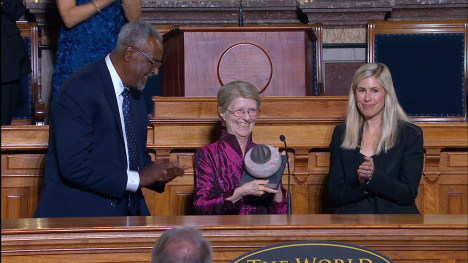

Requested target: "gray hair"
[
  {"left": 114, "top": 20, "right": 162, "bottom": 54},
  {"left": 151, "top": 226, "right": 212, "bottom": 263},
  {"left": 217, "top": 81, "right": 261, "bottom": 126}
]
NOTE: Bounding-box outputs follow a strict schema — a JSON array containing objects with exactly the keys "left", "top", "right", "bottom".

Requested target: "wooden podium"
[
  {"left": 161, "top": 26, "right": 318, "bottom": 97},
  {"left": 2, "top": 214, "right": 467, "bottom": 263}
]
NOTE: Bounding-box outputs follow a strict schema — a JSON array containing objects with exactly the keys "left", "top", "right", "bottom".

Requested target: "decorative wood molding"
[
  {"left": 300, "top": 0, "right": 392, "bottom": 28},
  {"left": 25, "top": 0, "right": 467, "bottom": 29},
  {"left": 2, "top": 214, "right": 467, "bottom": 262},
  {"left": 2, "top": 96, "right": 468, "bottom": 218},
  {"left": 2, "top": 97, "right": 467, "bottom": 218},
  {"left": 160, "top": 27, "right": 318, "bottom": 97},
  {"left": 390, "top": 0, "right": 468, "bottom": 21},
  {"left": 1, "top": 126, "right": 49, "bottom": 151}
]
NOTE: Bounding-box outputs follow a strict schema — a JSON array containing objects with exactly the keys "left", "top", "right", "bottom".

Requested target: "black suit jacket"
[
  {"left": 1, "top": 0, "right": 31, "bottom": 83},
  {"left": 34, "top": 57, "right": 163, "bottom": 217},
  {"left": 328, "top": 122, "right": 424, "bottom": 214}
]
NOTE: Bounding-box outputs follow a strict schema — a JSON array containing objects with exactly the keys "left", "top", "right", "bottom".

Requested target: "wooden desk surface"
[
  {"left": 2, "top": 214, "right": 467, "bottom": 232},
  {"left": 2, "top": 214, "right": 467, "bottom": 263}
]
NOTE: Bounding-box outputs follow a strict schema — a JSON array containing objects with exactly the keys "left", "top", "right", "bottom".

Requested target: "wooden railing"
[
  {"left": 1, "top": 97, "right": 467, "bottom": 218},
  {"left": 2, "top": 214, "right": 467, "bottom": 263}
]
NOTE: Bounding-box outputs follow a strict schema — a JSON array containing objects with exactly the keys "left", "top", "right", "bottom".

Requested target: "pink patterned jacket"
[{"left": 193, "top": 130, "right": 287, "bottom": 215}]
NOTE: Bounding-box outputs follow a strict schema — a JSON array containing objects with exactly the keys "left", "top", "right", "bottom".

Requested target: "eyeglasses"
[
  {"left": 226, "top": 108, "right": 259, "bottom": 117},
  {"left": 131, "top": 46, "right": 162, "bottom": 70}
]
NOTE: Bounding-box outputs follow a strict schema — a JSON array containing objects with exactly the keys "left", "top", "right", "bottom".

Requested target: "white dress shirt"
[{"left": 105, "top": 54, "right": 139, "bottom": 193}]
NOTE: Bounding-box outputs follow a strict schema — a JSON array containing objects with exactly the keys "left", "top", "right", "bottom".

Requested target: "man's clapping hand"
[{"left": 139, "top": 161, "right": 189, "bottom": 187}]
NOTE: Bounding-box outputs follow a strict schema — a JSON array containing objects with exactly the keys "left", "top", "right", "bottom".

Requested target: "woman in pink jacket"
[{"left": 193, "top": 81, "right": 287, "bottom": 215}]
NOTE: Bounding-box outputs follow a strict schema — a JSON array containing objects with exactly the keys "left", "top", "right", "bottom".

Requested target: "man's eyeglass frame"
[
  {"left": 226, "top": 108, "right": 259, "bottom": 117},
  {"left": 130, "top": 46, "right": 162, "bottom": 70}
]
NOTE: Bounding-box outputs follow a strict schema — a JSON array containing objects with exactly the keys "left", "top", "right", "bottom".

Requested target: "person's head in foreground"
[{"left": 150, "top": 225, "right": 212, "bottom": 263}]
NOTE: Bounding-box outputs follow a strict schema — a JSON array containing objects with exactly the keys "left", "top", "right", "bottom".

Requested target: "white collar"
[{"left": 105, "top": 54, "right": 125, "bottom": 98}]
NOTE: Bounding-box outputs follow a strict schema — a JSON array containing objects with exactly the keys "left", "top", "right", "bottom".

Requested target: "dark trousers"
[{"left": 1, "top": 80, "right": 21, "bottom": 125}]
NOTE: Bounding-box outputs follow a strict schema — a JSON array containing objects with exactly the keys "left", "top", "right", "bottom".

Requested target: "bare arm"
[
  {"left": 121, "top": 0, "right": 141, "bottom": 21},
  {"left": 56, "top": 0, "right": 116, "bottom": 28}
]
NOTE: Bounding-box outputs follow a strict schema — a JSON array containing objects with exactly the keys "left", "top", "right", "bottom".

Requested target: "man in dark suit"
[
  {"left": 1, "top": 0, "right": 31, "bottom": 125},
  {"left": 34, "top": 20, "right": 189, "bottom": 217}
]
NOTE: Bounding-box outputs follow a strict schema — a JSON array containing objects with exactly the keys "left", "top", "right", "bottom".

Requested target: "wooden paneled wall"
[
  {"left": 161, "top": 26, "right": 318, "bottom": 97},
  {"left": 1, "top": 97, "right": 467, "bottom": 219},
  {"left": 2, "top": 214, "right": 467, "bottom": 263}
]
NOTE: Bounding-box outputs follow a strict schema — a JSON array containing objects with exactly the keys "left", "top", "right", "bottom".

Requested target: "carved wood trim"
[{"left": 1, "top": 215, "right": 467, "bottom": 262}]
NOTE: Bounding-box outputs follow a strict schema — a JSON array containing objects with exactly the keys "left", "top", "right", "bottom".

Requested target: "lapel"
[
  {"left": 346, "top": 129, "right": 382, "bottom": 176},
  {"left": 347, "top": 147, "right": 362, "bottom": 176},
  {"left": 344, "top": 128, "right": 365, "bottom": 178},
  {"left": 354, "top": 132, "right": 363, "bottom": 169},
  {"left": 99, "top": 58, "right": 125, "bottom": 143}
]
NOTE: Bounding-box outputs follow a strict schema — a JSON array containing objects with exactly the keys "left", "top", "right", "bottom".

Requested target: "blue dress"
[{"left": 52, "top": 0, "right": 126, "bottom": 98}]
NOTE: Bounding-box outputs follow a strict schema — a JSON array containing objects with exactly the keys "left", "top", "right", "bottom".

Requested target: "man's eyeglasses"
[
  {"left": 131, "top": 46, "right": 162, "bottom": 70},
  {"left": 226, "top": 108, "right": 259, "bottom": 117}
]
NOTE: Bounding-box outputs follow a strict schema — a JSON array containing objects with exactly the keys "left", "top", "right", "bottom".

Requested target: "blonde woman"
[{"left": 328, "top": 63, "right": 424, "bottom": 214}]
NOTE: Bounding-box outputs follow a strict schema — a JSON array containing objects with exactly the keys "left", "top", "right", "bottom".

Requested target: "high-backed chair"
[
  {"left": 368, "top": 20, "right": 467, "bottom": 122},
  {"left": 310, "top": 23, "right": 324, "bottom": 96},
  {"left": 12, "top": 22, "right": 45, "bottom": 125}
]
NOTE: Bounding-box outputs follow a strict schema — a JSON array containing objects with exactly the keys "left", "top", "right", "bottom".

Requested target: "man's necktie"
[{"left": 122, "top": 88, "right": 139, "bottom": 216}]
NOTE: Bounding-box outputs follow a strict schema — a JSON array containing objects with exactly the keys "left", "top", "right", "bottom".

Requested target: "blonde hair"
[
  {"left": 217, "top": 81, "right": 261, "bottom": 126},
  {"left": 342, "top": 63, "right": 410, "bottom": 154}
]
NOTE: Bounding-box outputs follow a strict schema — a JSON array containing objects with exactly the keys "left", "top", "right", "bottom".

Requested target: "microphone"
[{"left": 280, "top": 135, "right": 292, "bottom": 215}]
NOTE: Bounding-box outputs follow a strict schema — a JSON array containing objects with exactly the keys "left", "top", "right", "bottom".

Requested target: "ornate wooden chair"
[
  {"left": 310, "top": 23, "right": 324, "bottom": 96},
  {"left": 12, "top": 22, "right": 45, "bottom": 125},
  {"left": 368, "top": 20, "right": 467, "bottom": 122}
]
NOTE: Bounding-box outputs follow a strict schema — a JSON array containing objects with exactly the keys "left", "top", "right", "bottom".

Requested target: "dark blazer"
[
  {"left": 328, "top": 122, "right": 424, "bottom": 214},
  {"left": 34, "top": 57, "right": 163, "bottom": 217},
  {"left": 1, "top": 0, "right": 31, "bottom": 83}
]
